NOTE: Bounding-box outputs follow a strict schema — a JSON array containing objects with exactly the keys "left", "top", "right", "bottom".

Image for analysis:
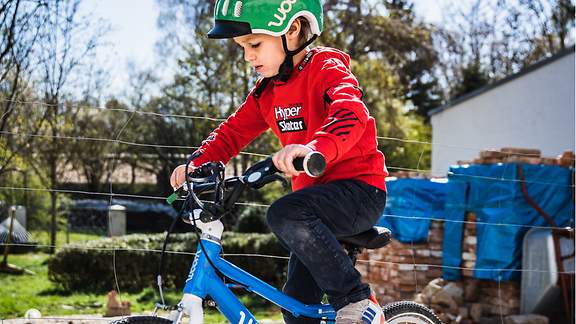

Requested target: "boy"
[{"left": 170, "top": 1, "right": 388, "bottom": 323}]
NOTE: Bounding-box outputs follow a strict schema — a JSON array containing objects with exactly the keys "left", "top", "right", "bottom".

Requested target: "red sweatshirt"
[{"left": 190, "top": 47, "right": 388, "bottom": 191}]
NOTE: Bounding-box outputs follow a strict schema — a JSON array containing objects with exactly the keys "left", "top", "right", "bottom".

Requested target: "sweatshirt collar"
[{"left": 272, "top": 48, "right": 317, "bottom": 85}]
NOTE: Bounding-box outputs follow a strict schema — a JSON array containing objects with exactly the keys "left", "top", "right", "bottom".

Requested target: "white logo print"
[
  {"left": 238, "top": 310, "right": 254, "bottom": 324},
  {"left": 268, "top": 0, "right": 297, "bottom": 27},
  {"left": 274, "top": 105, "right": 302, "bottom": 120},
  {"left": 273, "top": 104, "right": 306, "bottom": 133}
]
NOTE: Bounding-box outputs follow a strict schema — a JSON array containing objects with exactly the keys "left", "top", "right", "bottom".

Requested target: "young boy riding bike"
[{"left": 170, "top": 1, "right": 389, "bottom": 323}]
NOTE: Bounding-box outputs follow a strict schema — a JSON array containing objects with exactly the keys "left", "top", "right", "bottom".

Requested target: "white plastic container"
[
  {"left": 108, "top": 204, "right": 127, "bottom": 237},
  {"left": 521, "top": 227, "right": 574, "bottom": 314}
]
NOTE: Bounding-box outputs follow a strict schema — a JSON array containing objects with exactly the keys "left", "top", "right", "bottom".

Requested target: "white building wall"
[{"left": 430, "top": 51, "right": 575, "bottom": 176}]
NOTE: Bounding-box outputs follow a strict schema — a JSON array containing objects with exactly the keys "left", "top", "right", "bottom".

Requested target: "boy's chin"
[
  {"left": 257, "top": 68, "right": 279, "bottom": 78},
  {"left": 259, "top": 71, "right": 276, "bottom": 78}
]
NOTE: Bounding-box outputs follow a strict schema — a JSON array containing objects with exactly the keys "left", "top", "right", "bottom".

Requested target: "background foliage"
[{"left": 0, "top": 0, "right": 573, "bottom": 276}]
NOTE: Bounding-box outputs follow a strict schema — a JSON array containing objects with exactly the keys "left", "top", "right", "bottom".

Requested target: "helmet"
[{"left": 208, "top": 0, "right": 323, "bottom": 39}]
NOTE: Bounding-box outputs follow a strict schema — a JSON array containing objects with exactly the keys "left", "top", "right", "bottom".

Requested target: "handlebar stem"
[{"left": 195, "top": 219, "right": 225, "bottom": 242}]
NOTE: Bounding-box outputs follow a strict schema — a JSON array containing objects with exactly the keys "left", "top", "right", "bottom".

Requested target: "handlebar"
[{"left": 166, "top": 152, "right": 326, "bottom": 222}]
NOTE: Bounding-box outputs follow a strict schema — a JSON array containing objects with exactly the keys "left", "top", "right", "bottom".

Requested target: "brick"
[
  {"left": 558, "top": 150, "right": 575, "bottom": 168},
  {"left": 462, "top": 252, "right": 476, "bottom": 261},
  {"left": 474, "top": 157, "right": 503, "bottom": 164},
  {"left": 539, "top": 157, "right": 558, "bottom": 166},
  {"left": 464, "top": 236, "right": 477, "bottom": 245},
  {"left": 425, "top": 268, "right": 443, "bottom": 278},
  {"left": 480, "top": 150, "right": 506, "bottom": 159},
  {"left": 396, "top": 248, "right": 415, "bottom": 256},
  {"left": 463, "top": 261, "right": 476, "bottom": 269},
  {"left": 503, "top": 156, "right": 543, "bottom": 164},
  {"left": 415, "top": 249, "right": 431, "bottom": 257},
  {"left": 462, "top": 269, "right": 474, "bottom": 277},
  {"left": 430, "top": 250, "right": 443, "bottom": 258},
  {"left": 398, "top": 264, "right": 415, "bottom": 271},
  {"left": 398, "top": 283, "right": 418, "bottom": 292},
  {"left": 500, "top": 147, "right": 541, "bottom": 157}
]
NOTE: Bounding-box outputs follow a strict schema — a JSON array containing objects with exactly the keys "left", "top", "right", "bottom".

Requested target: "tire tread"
[{"left": 382, "top": 301, "right": 443, "bottom": 324}]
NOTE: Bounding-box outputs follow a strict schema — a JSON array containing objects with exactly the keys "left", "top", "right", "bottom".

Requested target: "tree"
[
  {"left": 150, "top": 0, "right": 435, "bottom": 178},
  {"left": 29, "top": 0, "right": 106, "bottom": 253},
  {"left": 0, "top": 0, "right": 54, "bottom": 183},
  {"left": 434, "top": 0, "right": 575, "bottom": 101},
  {"left": 319, "top": 0, "right": 438, "bottom": 168},
  {"left": 450, "top": 60, "right": 490, "bottom": 99},
  {"left": 148, "top": 0, "right": 279, "bottom": 192},
  {"left": 0, "top": 0, "right": 49, "bottom": 133},
  {"left": 321, "top": 0, "right": 443, "bottom": 119}
]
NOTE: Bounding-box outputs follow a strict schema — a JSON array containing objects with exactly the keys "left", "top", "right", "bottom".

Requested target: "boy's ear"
[{"left": 286, "top": 19, "right": 301, "bottom": 40}]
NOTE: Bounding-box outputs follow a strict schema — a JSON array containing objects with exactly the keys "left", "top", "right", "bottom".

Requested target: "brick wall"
[{"left": 358, "top": 216, "right": 522, "bottom": 323}]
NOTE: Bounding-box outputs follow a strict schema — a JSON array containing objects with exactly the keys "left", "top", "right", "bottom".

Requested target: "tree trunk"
[{"left": 49, "top": 156, "right": 57, "bottom": 254}]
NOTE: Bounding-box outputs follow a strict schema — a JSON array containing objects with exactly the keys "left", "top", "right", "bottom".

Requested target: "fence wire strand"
[{"left": 1, "top": 97, "right": 574, "bottom": 321}]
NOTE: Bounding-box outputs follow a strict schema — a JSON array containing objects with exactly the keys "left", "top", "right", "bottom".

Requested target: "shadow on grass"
[{"left": 37, "top": 287, "right": 74, "bottom": 296}]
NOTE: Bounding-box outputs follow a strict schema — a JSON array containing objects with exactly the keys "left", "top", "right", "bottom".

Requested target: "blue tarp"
[
  {"left": 379, "top": 164, "right": 574, "bottom": 282},
  {"left": 444, "top": 164, "right": 574, "bottom": 281},
  {"left": 378, "top": 178, "right": 448, "bottom": 243}
]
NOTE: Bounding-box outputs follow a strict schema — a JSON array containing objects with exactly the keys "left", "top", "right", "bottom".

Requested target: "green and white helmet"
[{"left": 208, "top": 0, "right": 323, "bottom": 39}]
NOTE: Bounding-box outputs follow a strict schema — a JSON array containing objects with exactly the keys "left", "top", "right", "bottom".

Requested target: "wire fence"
[
  {"left": 1, "top": 242, "right": 574, "bottom": 276},
  {"left": 1, "top": 98, "right": 574, "bottom": 322}
]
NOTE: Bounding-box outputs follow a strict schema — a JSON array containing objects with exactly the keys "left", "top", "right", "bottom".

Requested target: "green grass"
[
  {"left": 0, "top": 253, "right": 282, "bottom": 322},
  {"left": 28, "top": 230, "right": 103, "bottom": 248}
]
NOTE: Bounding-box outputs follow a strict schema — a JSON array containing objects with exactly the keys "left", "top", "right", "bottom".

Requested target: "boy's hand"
[
  {"left": 170, "top": 164, "right": 194, "bottom": 190},
  {"left": 273, "top": 144, "right": 313, "bottom": 177}
]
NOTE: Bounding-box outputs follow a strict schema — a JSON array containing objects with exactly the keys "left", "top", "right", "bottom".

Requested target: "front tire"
[
  {"left": 382, "top": 301, "right": 443, "bottom": 324},
  {"left": 109, "top": 315, "right": 173, "bottom": 324}
]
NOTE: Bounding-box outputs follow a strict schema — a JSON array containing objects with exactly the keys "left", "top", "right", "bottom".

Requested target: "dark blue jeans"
[{"left": 266, "top": 180, "right": 387, "bottom": 324}]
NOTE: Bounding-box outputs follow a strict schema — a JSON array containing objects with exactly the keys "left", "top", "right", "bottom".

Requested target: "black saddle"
[{"left": 338, "top": 226, "right": 392, "bottom": 250}]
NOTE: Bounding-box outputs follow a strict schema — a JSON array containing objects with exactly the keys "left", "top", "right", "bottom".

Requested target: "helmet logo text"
[{"left": 268, "top": 0, "right": 297, "bottom": 27}]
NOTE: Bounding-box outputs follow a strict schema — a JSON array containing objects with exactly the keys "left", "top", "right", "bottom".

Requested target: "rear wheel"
[
  {"left": 109, "top": 315, "right": 173, "bottom": 324},
  {"left": 382, "top": 301, "right": 443, "bottom": 324}
]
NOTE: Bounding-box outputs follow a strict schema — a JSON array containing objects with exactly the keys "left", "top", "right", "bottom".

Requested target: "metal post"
[{"left": 1, "top": 207, "right": 15, "bottom": 266}]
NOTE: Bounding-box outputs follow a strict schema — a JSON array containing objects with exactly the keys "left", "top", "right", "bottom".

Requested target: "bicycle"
[{"left": 111, "top": 152, "right": 443, "bottom": 324}]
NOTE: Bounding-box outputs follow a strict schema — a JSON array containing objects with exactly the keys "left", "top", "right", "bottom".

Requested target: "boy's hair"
[{"left": 297, "top": 17, "right": 313, "bottom": 46}]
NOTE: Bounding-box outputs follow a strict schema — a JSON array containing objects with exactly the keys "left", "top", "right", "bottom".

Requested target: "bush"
[
  {"left": 235, "top": 206, "right": 270, "bottom": 233},
  {"left": 48, "top": 232, "right": 288, "bottom": 293}
]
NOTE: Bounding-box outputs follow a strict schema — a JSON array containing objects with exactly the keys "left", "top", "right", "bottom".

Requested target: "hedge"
[{"left": 48, "top": 232, "right": 289, "bottom": 293}]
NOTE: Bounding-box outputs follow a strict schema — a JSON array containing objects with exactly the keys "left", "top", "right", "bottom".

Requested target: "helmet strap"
[{"left": 276, "top": 34, "right": 318, "bottom": 82}]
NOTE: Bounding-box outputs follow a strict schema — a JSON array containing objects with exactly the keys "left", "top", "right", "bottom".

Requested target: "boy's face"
[{"left": 233, "top": 34, "right": 286, "bottom": 78}]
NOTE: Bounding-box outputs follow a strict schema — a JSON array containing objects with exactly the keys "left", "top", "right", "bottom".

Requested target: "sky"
[{"left": 82, "top": 0, "right": 446, "bottom": 99}]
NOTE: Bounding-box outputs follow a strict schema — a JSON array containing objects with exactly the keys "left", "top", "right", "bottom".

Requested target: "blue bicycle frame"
[{"left": 181, "top": 234, "right": 335, "bottom": 323}]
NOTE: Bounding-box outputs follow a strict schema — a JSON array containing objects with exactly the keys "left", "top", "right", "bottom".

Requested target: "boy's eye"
[{"left": 250, "top": 43, "right": 261, "bottom": 48}]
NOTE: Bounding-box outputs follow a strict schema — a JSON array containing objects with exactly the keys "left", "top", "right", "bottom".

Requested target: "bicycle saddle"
[{"left": 338, "top": 226, "right": 392, "bottom": 249}]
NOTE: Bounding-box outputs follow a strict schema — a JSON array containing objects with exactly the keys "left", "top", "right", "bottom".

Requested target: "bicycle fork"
[
  {"left": 169, "top": 293, "right": 203, "bottom": 324},
  {"left": 171, "top": 220, "right": 259, "bottom": 324}
]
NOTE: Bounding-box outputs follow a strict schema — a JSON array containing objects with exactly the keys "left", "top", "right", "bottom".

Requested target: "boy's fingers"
[
  {"left": 274, "top": 151, "right": 287, "bottom": 172},
  {"left": 284, "top": 151, "right": 299, "bottom": 175}
]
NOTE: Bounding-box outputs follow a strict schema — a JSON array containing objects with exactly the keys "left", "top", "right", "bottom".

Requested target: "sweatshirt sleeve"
[
  {"left": 306, "top": 57, "right": 369, "bottom": 163},
  {"left": 189, "top": 89, "right": 269, "bottom": 167}
]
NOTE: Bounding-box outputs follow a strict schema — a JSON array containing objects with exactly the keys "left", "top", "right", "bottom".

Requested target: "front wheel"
[
  {"left": 382, "top": 301, "right": 443, "bottom": 324},
  {"left": 109, "top": 315, "right": 173, "bottom": 324}
]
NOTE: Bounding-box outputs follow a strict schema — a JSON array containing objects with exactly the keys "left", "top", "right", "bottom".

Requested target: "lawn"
[
  {"left": 28, "top": 229, "right": 104, "bottom": 247},
  {"left": 0, "top": 250, "right": 282, "bottom": 322}
]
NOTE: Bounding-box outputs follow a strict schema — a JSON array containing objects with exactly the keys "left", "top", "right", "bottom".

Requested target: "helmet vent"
[
  {"left": 222, "top": 0, "right": 230, "bottom": 16},
  {"left": 234, "top": 1, "right": 243, "bottom": 17}
]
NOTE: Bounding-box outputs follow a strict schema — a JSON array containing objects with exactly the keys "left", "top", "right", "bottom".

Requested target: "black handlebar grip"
[{"left": 293, "top": 151, "right": 326, "bottom": 177}]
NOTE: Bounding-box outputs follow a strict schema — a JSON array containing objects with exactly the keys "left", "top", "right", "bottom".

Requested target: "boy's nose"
[{"left": 244, "top": 50, "right": 255, "bottom": 62}]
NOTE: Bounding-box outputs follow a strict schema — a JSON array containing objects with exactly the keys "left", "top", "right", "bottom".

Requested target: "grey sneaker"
[{"left": 335, "top": 295, "right": 386, "bottom": 324}]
